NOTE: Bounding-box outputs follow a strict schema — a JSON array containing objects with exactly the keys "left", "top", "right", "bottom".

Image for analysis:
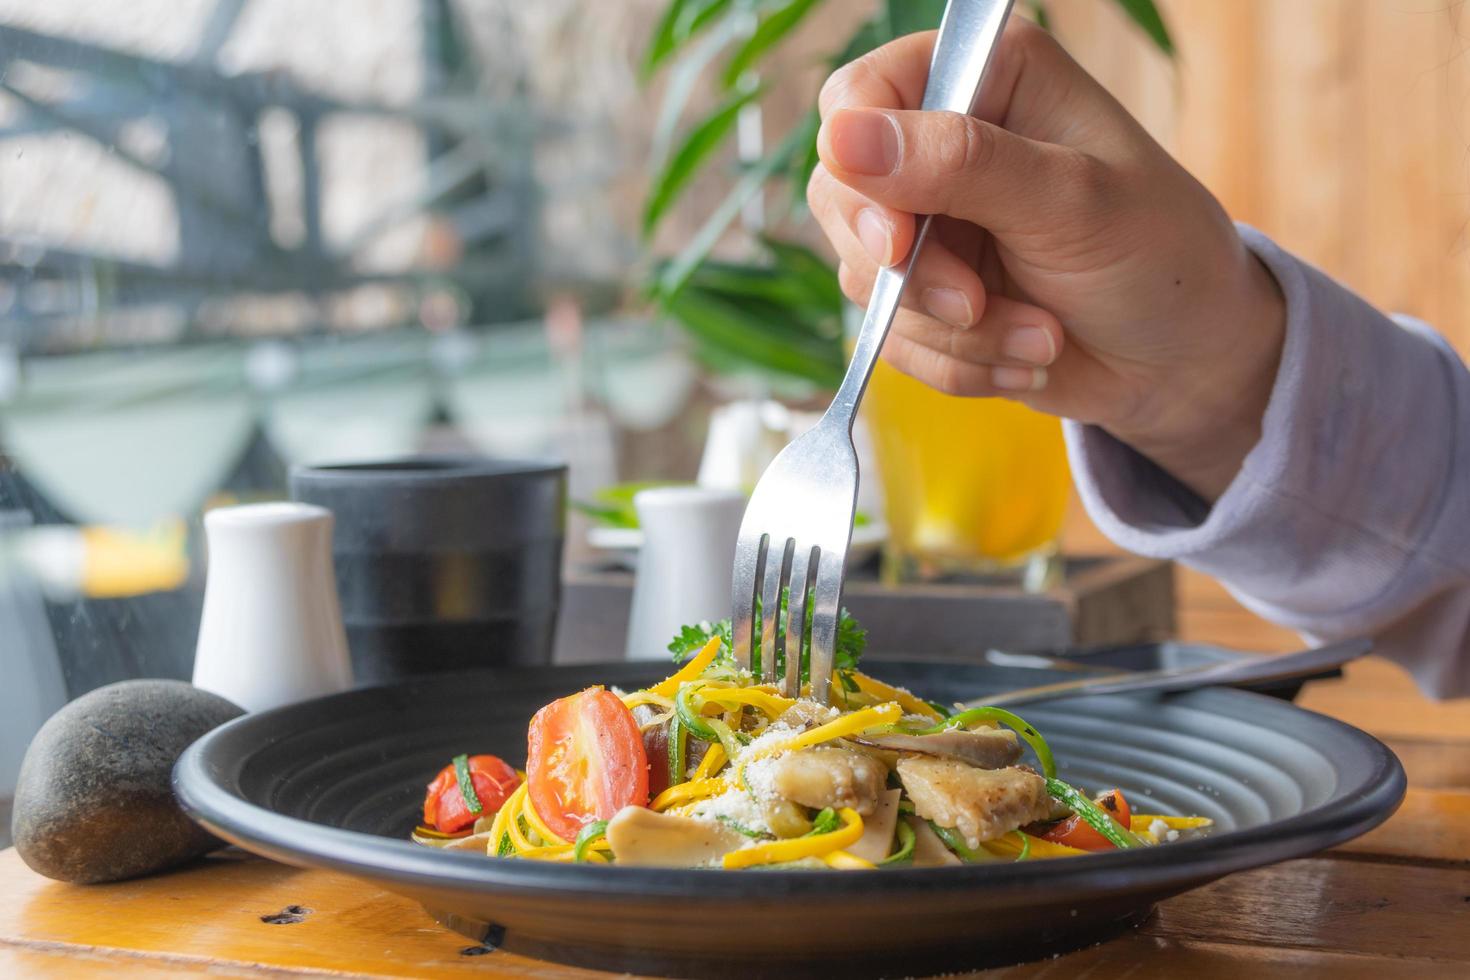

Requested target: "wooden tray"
[{"left": 555, "top": 555, "right": 1174, "bottom": 663}]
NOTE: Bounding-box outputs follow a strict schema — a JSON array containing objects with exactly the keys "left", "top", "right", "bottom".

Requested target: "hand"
[{"left": 808, "top": 21, "right": 1286, "bottom": 502}]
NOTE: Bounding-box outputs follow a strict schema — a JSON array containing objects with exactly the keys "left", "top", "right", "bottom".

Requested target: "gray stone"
[{"left": 11, "top": 679, "right": 243, "bottom": 883}]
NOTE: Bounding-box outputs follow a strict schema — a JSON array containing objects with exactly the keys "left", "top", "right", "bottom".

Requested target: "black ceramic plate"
[{"left": 174, "top": 661, "right": 1404, "bottom": 977}]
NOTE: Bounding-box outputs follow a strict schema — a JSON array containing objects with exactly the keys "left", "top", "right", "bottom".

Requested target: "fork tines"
[{"left": 732, "top": 533, "right": 841, "bottom": 700}]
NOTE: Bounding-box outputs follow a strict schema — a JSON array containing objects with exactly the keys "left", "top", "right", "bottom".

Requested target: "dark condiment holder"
[{"left": 290, "top": 456, "right": 566, "bottom": 685}]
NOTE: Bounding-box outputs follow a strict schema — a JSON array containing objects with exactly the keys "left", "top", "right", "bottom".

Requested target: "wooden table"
[{"left": 2, "top": 567, "right": 1468, "bottom": 977}]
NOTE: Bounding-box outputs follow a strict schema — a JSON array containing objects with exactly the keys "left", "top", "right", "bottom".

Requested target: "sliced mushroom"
[
  {"left": 768, "top": 746, "right": 887, "bottom": 815},
  {"left": 856, "top": 727, "right": 1021, "bottom": 770},
  {"left": 897, "top": 757, "right": 1052, "bottom": 849},
  {"left": 846, "top": 788, "right": 902, "bottom": 864},
  {"left": 774, "top": 699, "right": 839, "bottom": 731},
  {"left": 906, "top": 816, "right": 961, "bottom": 867},
  {"left": 604, "top": 806, "right": 746, "bottom": 868}
]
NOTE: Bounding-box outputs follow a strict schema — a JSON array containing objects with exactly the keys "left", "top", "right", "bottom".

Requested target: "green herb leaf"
[
  {"left": 452, "top": 754, "right": 483, "bottom": 816},
  {"left": 666, "top": 590, "right": 866, "bottom": 686},
  {"left": 721, "top": 0, "right": 823, "bottom": 89},
  {"left": 669, "top": 620, "right": 733, "bottom": 662},
  {"left": 644, "top": 85, "right": 765, "bottom": 239}
]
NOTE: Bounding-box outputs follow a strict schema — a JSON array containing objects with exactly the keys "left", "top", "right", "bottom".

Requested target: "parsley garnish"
[{"left": 666, "top": 588, "right": 867, "bottom": 689}]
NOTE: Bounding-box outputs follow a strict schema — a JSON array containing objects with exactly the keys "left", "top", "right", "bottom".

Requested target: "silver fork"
[{"left": 730, "top": 0, "right": 1016, "bottom": 701}]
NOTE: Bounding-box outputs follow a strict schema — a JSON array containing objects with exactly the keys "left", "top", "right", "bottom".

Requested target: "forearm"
[{"left": 1067, "top": 226, "right": 1470, "bottom": 697}]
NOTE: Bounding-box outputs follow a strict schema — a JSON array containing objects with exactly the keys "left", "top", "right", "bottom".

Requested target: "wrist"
[{"left": 1107, "top": 245, "right": 1286, "bottom": 503}]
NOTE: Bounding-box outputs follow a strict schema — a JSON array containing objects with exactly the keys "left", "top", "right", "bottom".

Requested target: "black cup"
[{"left": 289, "top": 456, "right": 566, "bottom": 684}]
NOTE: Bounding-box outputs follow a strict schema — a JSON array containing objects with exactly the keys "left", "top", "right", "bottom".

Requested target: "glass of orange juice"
[{"left": 862, "top": 355, "right": 1071, "bottom": 588}]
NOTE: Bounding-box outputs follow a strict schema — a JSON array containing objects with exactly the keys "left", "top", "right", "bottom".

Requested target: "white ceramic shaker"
[
  {"left": 192, "top": 502, "right": 353, "bottom": 711},
  {"left": 624, "top": 487, "right": 746, "bottom": 661}
]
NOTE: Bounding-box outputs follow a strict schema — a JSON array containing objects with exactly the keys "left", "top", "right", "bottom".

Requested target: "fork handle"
[{"left": 825, "top": 0, "right": 1016, "bottom": 432}]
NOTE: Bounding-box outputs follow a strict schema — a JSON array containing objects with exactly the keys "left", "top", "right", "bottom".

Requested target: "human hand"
[{"left": 808, "top": 21, "right": 1285, "bottom": 501}]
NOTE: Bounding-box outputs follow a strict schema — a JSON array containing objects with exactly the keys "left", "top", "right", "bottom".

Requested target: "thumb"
[{"left": 816, "top": 107, "right": 1091, "bottom": 235}]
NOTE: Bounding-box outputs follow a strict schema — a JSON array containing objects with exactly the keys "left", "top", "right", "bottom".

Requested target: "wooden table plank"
[
  {"left": 0, "top": 946, "right": 300, "bottom": 978},
  {"left": 1335, "top": 786, "right": 1470, "bottom": 863},
  {"left": 0, "top": 849, "right": 602, "bottom": 979},
  {"left": 987, "top": 934, "right": 1455, "bottom": 979},
  {"left": 1145, "top": 857, "right": 1470, "bottom": 964},
  {"left": 1378, "top": 735, "right": 1470, "bottom": 791}
]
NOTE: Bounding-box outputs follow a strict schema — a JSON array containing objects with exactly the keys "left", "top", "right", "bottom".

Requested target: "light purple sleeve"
[{"left": 1063, "top": 225, "right": 1470, "bottom": 699}]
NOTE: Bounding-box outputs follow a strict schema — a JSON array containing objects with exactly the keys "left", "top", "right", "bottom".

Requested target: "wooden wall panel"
[{"left": 1046, "top": 0, "right": 1470, "bottom": 353}]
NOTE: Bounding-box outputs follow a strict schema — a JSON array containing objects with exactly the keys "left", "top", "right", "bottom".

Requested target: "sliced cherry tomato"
[
  {"left": 423, "top": 754, "right": 520, "bottom": 834},
  {"left": 1043, "top": 788, "right": 1132, "bottom": 851},
  {"left": 526, "top": 687, "right": 649, "bottom": 840}
]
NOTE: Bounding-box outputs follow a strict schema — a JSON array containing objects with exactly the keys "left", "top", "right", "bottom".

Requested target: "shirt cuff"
[{"left": 1062, "top": 225, "right": 1314, "bottom": 560}]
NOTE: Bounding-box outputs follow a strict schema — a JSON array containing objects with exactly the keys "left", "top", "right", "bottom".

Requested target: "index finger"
[{"left": 818, "top": 21, "right": 1031, "bottom": 126}]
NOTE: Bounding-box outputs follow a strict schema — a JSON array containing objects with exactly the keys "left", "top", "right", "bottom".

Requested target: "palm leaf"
[
  {"left": 759, "top": 234, "right": 843, "bottom": 315},
  {"left": 642, "top": 0, "right": 733, "bottom": 80},
  {"left": 1111, "top": 0, "right": 1173, "bottom": 56},
  {"left": 884, "top": 0, "right": 947, "bottom": 35},
  {"left": 643, "top": 84, "right": 765, "bottom": 239},
  {"left": 654, "top": 111, "right": 818, "bottom": 298},
  {"left": 663, "top": 285, "right": 845, "bottom": 387},
  {"left": 721, "top": 0, "right": 823, "bottom": 89},
  {"left": 650, "top": 13, "right": 746, "bottom": 172}
]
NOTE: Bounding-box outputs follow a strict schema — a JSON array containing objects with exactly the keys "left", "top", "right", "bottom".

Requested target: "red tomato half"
[
  {"left": 1044, "top": 788, "right": 1132, "bottom": 851},
  {"left": 526, "top": 687, "right": 649, "bottom": 840},
  {"left": 423, "top": 754, "right": 521, "bottom": 834}
]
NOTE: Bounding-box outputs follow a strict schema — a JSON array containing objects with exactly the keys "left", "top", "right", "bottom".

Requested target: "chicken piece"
[
  {"left": 604, "top": 806, "right": 745, "bottom": 867},
  {"left": 897, "top": 757, "right": 1052, "bottom": 848},
  {"left": 846, "top": 788, "right": 902, "bottom": 863},
  {"left": 857, "top": 728, "right": 1021, "bottom": 770},
  {"left": 906, "top": 816, "right": 961, "bottom": 867},
  {"left": 768, "top": 747, "right": 887, "bottom": 815}
]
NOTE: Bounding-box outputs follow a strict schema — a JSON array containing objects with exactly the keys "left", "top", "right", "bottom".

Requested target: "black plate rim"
[{"left": 174, "top": 663, "right": 1406, "bottom": 904}]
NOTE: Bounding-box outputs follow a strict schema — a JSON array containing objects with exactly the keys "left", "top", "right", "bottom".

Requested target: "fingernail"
[
  {"left": 992, "top": 366, "right": 1047, "bottom": 392},
  {"left": 829, "top": 109, "right": 901, "bottom": 175},
  {"left": 856, "top": 209, "right": 894, "bottom": 266},
  {"left": 921, "top": 288, "right": 974, "bottom": 328},
  {"left": 1001, "top": 326, "right": 1056, "bottom": 366}
]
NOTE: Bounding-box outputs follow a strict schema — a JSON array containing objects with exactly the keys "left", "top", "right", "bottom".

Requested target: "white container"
[
  {"left": 193, "top": 502, "right": 352, "bottom": 712},
  {"left": 624, "top": 487, "right": 746, "bottom": 661}
]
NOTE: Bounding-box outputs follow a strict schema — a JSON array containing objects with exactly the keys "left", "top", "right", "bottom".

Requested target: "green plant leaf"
[
  {"left": 662, "top": 284, "right": 845, "bottom": 387},
  {"left": 884, "top": 0, "right": 947, "bottom": 36},
  {"left": 759, "top": 234, "right": 843, "bottom": 314},
  {"left": 643, "top": 85, "right": 765, "bottom": 239},
  {"left": 642, "top": 0, "right": 733, "bottom": 79},
  {"left": 650, "top": 13, "right": 745, "bottom": 172},
  {"left": 1029, "top": 1, "right": 1051, "bottom": 32},
  {"left": 721, "top": 0, "right": 823, "bottom": 89},
  {"left": 654, "top": 111, "right": 817, "bottom": 298},
  {"left": 1111, "top": 0, "right": 1173, "bottom": 56}
]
